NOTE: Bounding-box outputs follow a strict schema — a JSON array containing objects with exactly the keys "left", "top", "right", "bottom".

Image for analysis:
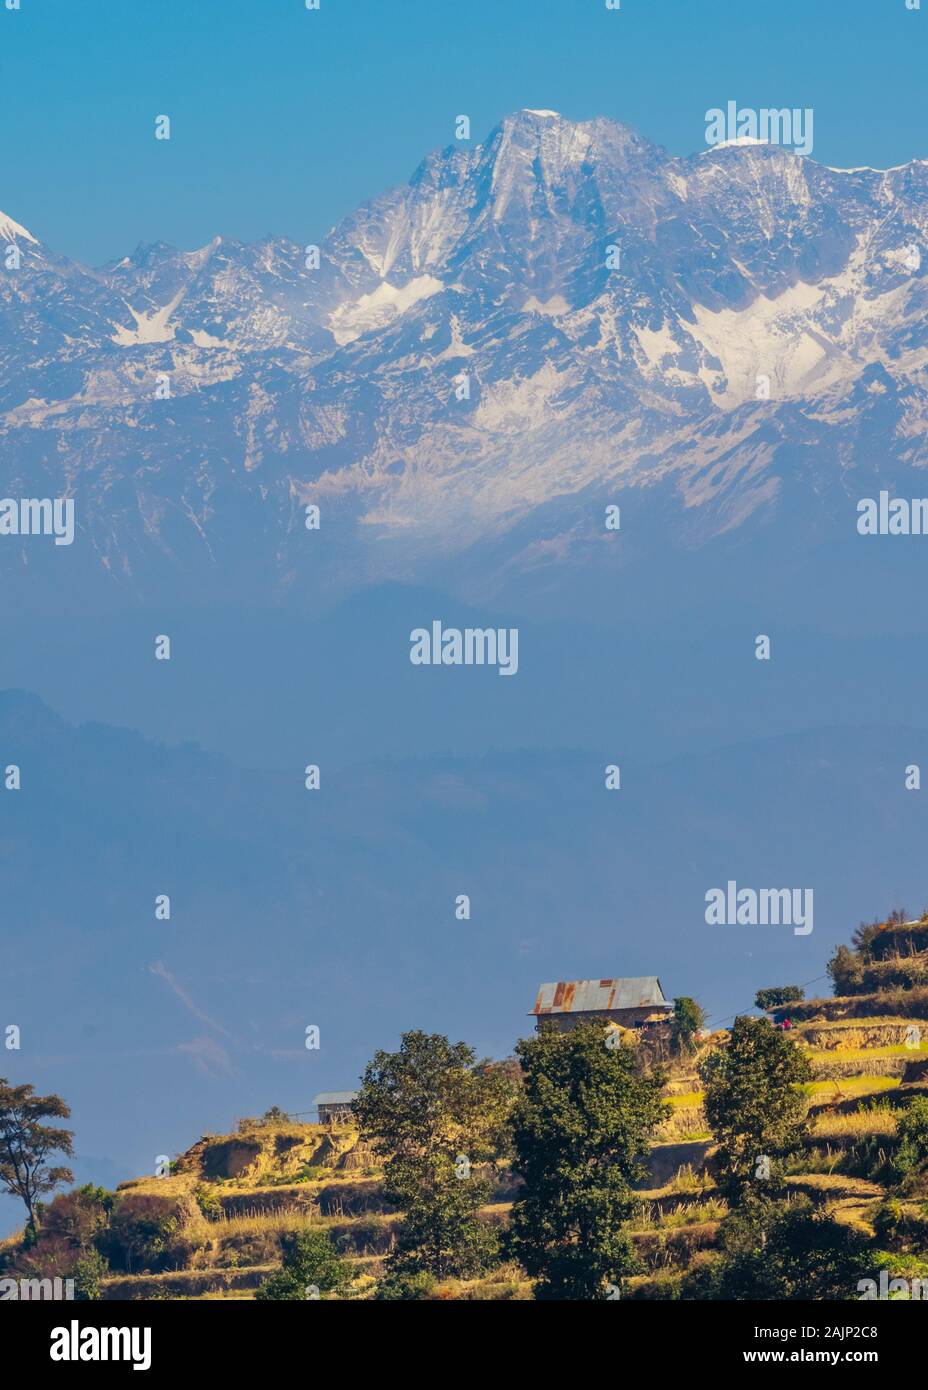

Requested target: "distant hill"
[
  {"left": 6, "top": 908, "right": 928, "bottom": 1300},
  {"left": 5, "top": 686, "right": 928, "bottom": 1230}
]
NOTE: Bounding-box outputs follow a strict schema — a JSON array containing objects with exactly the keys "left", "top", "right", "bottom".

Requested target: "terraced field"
[
  {"left": 621, "top": 998, "right": 928, "bottom": 1296},
  {"left": 5, "top": 932, "right": 928, "bottom": 1303},
  {"left": 74, "top": 992, "right": 922, "bottom": 1299}
]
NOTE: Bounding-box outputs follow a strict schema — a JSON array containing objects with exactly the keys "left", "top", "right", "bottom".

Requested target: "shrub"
[
  {"left": 681, "top": 1196, "right": 873, "bottom": 1300},
  {"left": 895, "top": 1097, "right": 928, "bottom": 1177},
  {"left": 40, "top": 1184, "right": 113, "bottom": 1248},
  {"left": 255, "top": 1229, "right": 349, "bottom": 1300},
  {"left": 104, "top": 1194, "right": 185, "bottom": 1274},
  {"left": 72, "top": 1247, "right": 109, "bottom": 1300},
  {"left": 2, "top": 1232, "right": 109, "bottom": 1298},
  {"left": 671, "top": 998, "right": 707, "bottom": 1056},
  {"left": 755, "top": 986, "right": 805, "bottom": 1012},
  {"left": 871, "top": 1198, "right": 928, "bottom": 1251},
  {"left": 193, "top": 1185, "right": 223, "bottom": 1221},
  {"left": 375, "top": 1268, "right": 437, "bottom": 1301}
]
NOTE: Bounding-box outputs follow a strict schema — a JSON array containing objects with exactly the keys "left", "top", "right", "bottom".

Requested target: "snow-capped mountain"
[{"left": 2, "top": 108, "right": 927, "bottom": 613}]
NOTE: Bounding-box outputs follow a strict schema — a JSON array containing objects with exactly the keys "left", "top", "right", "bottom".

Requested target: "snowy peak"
[
  {"left": 327, "top": 110, "right": 676, "bottom": 313},
  {"left": 480, "top": 109, "right": 663, "bottom": 204},
  {"left": 1, "top": 111, "right": 928, "bottom": 610},
  {"left": 0, "top": 210, "right": 39, "bottom": 245},
  {"left": 482, "top": 110, "right": 597, "bottom": 215}
]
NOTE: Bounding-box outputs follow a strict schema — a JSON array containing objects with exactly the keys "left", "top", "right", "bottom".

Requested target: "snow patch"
[
  {"left": 634, "top": 321, "right": 683, "bottom": 367},
  {"left": 431, "top": 314, "right": 474, "bottom": 362},
  {"left": 827, "top": 160, "right": 927, "bottom": 174},
  {"left": 522, "top": 293, "right": 570, "bottom": 317},
  {"left": 189, "top": 327, "right": 235, "bottom": 349},
  {"left": 0, "top": 211, "right": 39, "bottom": 245},
  {"left": 182, "top": 236, "right": 222, "bottom": 271},
  {"left": 473, "top": 363, "right": 569, "bottom": 434},
  {"left": 710, "top": 136, "right": 767, "bottom": 150},
  {"left": 684, "top": 280, "right": 834, "bottom": 404},
  {"left": 111, "top": 288, "right": 185, "bottom": 346},
  {"left": 329, "top": 275, "right": 443, "bottom": 345}
]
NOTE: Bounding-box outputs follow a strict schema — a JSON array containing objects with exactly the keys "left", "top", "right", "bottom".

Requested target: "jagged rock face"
[{"left": 2, "top": 108, "right": 927, "bottom": 610}]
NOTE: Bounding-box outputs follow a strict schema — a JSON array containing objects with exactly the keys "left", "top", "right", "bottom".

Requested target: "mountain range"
[
  {"left": 4, "top": 110, "right": 928, "bottom": 1233},
  {"left": 3, "top": 108, "right": 928, "bottom": 619}
]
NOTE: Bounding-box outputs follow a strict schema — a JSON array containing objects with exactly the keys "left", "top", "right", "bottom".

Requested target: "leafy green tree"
[
  {"left": 671, "top": 997, "right": 707, "bottom": 1056},
  {"left": 256, "top": 1229, "right": 349, "bottom": 1300},
  {"left": 0, "top": 1079, "right": 74, "bottom": 1235},
  {"left": 42, "top": 1184, "right": 113, "bottom": 1246},
  {"left": 507, "top": 1022, "right": 669, "bottom": 1300},
  {"left": 105, "top": 1194, "right": 182, "bottom": 1274},
  {"left": 71, "top": 1247, "right": 109, "bottom": 1301},
  {"left": 700, "top": 1016, "right": 812, "bottom": 1202},
  {"left": 827, "top": 943, "right": 867, "bottom": 996},
  {"left": 2, "top": 1183, "right": 112, "bottom": 1298},
  {"left": 390, "top": 1173, "right": 500, "bottom": 1276},
  {"left": 895, "top": 1096, "right": 928, "bottom": 1177},
  {"left": 754, "top": 985, "right": 805, "bottom": 1012},
  {"left": 825, "top": 912, "right": 912, "bottom": 996},
  {"left": 261, "top": 1106, "right": 289, "bottom": 1123},
  {"left": 682, "top": 1195, "right": 872, "bottom": 1300},
  {"left": 355, "top": 1031, "right": 515, "bottom": 1280}
]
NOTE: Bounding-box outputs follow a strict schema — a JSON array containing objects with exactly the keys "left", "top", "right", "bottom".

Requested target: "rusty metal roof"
[{"left": 531, "top": 978, "right": 671, "bottom": 1015}]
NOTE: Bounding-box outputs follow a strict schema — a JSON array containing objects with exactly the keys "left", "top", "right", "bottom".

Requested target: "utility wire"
[{"left": 705, "top": 972, "right": 830, "bottom": 1030}]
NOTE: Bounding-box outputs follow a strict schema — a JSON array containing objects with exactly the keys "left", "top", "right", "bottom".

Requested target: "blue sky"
[
  {"left": 2, "top": 0, "right": 928, "bottom": 1234},
  {"left": 1, "top": 0, "right": 926, "bottom": 265}
]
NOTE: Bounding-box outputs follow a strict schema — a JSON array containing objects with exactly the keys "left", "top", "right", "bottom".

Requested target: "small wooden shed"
[{"left": 314, "top": 1090, "right": 359, "bottom": 1126}]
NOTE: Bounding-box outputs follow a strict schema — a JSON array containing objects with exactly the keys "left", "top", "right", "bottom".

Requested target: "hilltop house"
[
  {"left": 314, "top": 1091, "right": 359, "bottom": 1126},
  {"left": 530, "top": 978, "right": 674, "bottom": 1033}
]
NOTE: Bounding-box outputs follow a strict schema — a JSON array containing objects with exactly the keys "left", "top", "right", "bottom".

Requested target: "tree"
[
  {"left": 2, "top": 1183, "right": 112, "bottom": 1299},
  {"left": 700, "top": 1016, "right": 811, "bottom": 1203},
  {"left": 826, "top": 910, "right": 914, "bottom": 996},
  {"left": 256, "top": 1229, "right": 349, "bottom": 1300},
  {"left": 754, "top": 985, "right": 805, "bottom": 1012},
  {"left": 507, "top": 1022, "right": 669, "bottom": 1300},
  {"left": 41, "top": 1184, "right": 113, "bottom": 1247},
  {"left": 682, "top": 1195, "right": 873, "bottom": 1300},
  {"left": 71, "top": 1248, "right": 109, "bottom": 1301},
  {"left": 0, "top": 1079, "right": 74, "bottom": 1235},
  {"left": 827, "top": 943, "right": 863, "bottom": 996},
  {"left": 671, "top": 997, "right": 707, "bottom": 1056},
  {"left": 355, "top": 1031, "right": 515, "bottom": 1280},
  {"left": 894, "top": 1096, "right": 928, "bottom": 1177},
  {"left": 105, "top": 1194, "right": 183, "bottom": 1274}
]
